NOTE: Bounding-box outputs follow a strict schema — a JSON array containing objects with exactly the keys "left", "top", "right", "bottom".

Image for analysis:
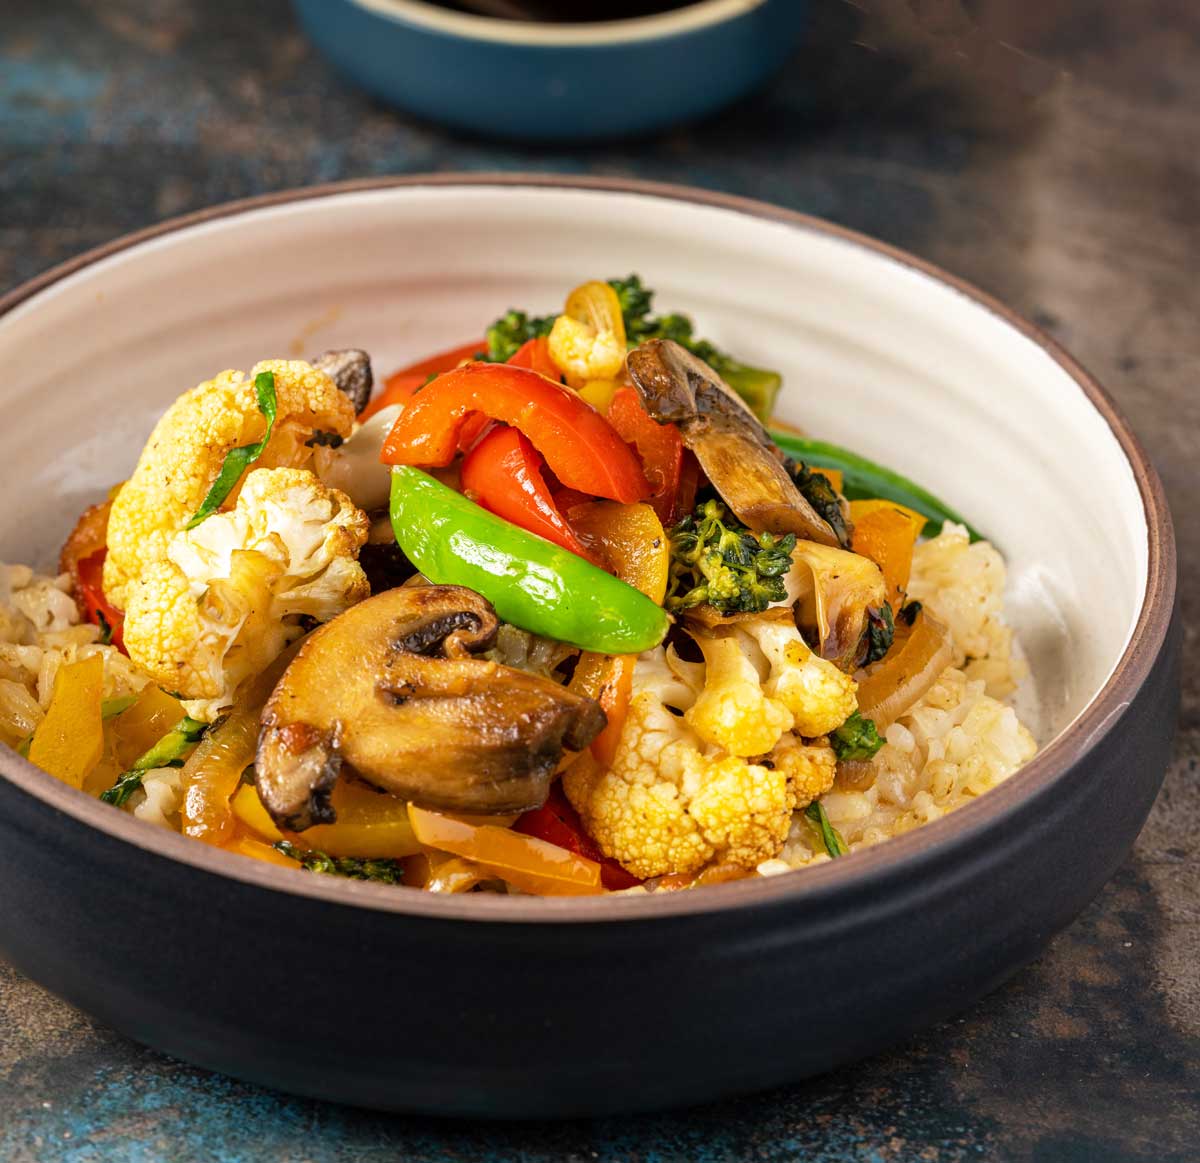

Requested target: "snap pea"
[
  {"left": 389, "top": 467, "right": 669, "bottom": 655},
  {"left": 769, "top": 432, "right": 985, "bottom": 542}
]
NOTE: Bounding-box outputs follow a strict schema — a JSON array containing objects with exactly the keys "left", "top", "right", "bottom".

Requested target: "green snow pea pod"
[{"left": 388, "top": 467, "right": 669, "bottom": 654}]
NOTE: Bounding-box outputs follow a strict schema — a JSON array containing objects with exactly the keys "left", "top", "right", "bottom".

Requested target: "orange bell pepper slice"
[
  {"left": 567, "top": 500, "right": 669, "bottom": 603},
  {"left": 849, "top": 499, "right": 928, "bottom": 605},
  {"left": 381, "top": 362, "right": 649, "bottom": 504},
  {"left": 605, "top": 388, "right": 685, "bottom": 525},
  {"left": 408, "top": 805, "right": 603, "bottom": 896}
]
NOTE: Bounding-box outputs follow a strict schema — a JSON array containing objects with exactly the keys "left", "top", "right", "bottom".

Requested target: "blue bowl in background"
[{"left": 291, "top": 0, "right": 809, "bottom": 141}]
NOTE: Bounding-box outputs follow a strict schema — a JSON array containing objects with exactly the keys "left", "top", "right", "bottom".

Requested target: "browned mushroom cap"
[
  {"left": 626, "top": 339, "right": 840, "bottom": 547},
  {"left": 255, "top": 585, "right": 605, "bottom": 830},
  {"left": 311, "top": 349, "right": 373, "bottom": 414}
]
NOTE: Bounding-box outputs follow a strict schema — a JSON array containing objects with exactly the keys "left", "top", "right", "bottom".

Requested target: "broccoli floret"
[
  {"left": 666, "top": 499, "right": 796, "bottom": 615},
  {"left": 484, "top": 308, "right": 556, "bottom": 363},
  {"left": 863, "top": 603, "right": 895, "bottom": 666},
  {"left": 608, "top": 275, "right": 783, "bottom": 423},
  {"left": 784, "top": 457, "right": 852, "bottom": 548},
  {"left": 274, "top": 841, "right": 406, "bottom": 885},
  {"left": 830, "top": 711, "right": 884, "bottom": 761}
]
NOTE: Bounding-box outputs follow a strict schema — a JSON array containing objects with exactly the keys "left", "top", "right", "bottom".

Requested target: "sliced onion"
[{"left": 855, "top": 610, "right": 953, "bottom": 730}]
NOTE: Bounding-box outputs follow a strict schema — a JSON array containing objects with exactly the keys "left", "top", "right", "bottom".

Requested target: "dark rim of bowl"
[
  {"left": 342, "top": 0, "right": 762, "bottom": 46},
  {"left": 0, "top": 174, "right": 1177, "bottom": 924}
]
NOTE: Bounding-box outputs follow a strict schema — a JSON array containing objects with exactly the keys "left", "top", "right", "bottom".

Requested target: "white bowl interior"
[{"left": 0, "top": 184, "right": 1147, "bottom": 745}]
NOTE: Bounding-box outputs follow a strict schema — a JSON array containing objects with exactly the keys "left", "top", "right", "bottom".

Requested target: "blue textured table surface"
[{"left": 1, "top": 2, "right": 1197, "bottom": 1160}]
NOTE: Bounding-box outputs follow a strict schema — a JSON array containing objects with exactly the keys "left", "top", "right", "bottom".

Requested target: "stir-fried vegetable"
[
  {"left": 849, "top": 499, "right": 927, "bottom": 606},
  {"left": 605, "top": 387, "right": 685, "bottom": 525},
  {"left": 485, "top": 309, "right": 555, "bottom": 364},
  {"left": 856, "top": 610, "right": 954, "bottom": 730},
  {"left": 273, "top": 840, "right": 407, "bottom": 884},
  {"left": 829, "top": 712, "right": 884, "bottom": 762},
  {"left": 99, "top": 715, "right": 208, "bottom": 807},
  {"left": 27, "top": 655, "right": 105, "bottom": 790},
  {"left": 408, "top": 805, "right": 605, "bottom": 896},
  {"left": 360, "top": 339, "right": 485, "bottom": 421},
  {"left": 381, "top": 362, "right": 649, "bottom": 504},
  {"left": 805, "top": 800, "right": 848, "bottom": 857},
  {"left": 786, "top": 460, "right": 852, "bottom": 549},
  {"left": 390, "top": 467, "right": 669, "bottom": 654},
  {"left": 770, "top": 432, "right": 984, "bottom": 542},
  {"left": 567, "top": 500, "right": 670, "bottom": 603},
  {"left": 863, "top": 603, "right": 896, "bottom": 666},
  {"left": 667, "top": 499, "right": 795, "bottom": 615},
  {"left": 460, "top": 425, "right": 599, "bottom": 563},
  {"left": 547, "top": 281, "right": 627, "bottom": 386},
  {"left": 187, "top": 370, "right": 277, "bottom": 529}
]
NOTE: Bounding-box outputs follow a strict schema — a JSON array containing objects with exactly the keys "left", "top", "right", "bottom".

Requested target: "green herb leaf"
[
  {"left": 186, "top": 371, "right": 277, "bottom": 529},
  {"left": 785, "top": 459, "right": 852, "bottom": 548},
  {"left": 99, "top": 716, "right": 207, "bottom": 807},
  {"left": 805, "top": 800, "right": 848, "bottom": 858},
  {"left": 101, "top": 694, "right": 138, "bottom": 720},
  {"left": 863, "top": 603, "right": 895, "bottom": 666},
  {"left": 96, "top": 610, "right": 113, "bottom": 646},
  {"left": 273, "top": 841, "right": 406, "bottom": 885},
  {"left": 830, "top": 711, "right": 885, "bottom": 762}
]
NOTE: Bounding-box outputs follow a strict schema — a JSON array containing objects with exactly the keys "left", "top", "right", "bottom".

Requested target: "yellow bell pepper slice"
[
  {"left": 28, "top": 654, "right": 105, "bottom": 790},
  {"left": 408, "top": 805, "right": 603, "bottom": 896},
  {"left": 110, "top": 684, "right": 184, "bottom": 769}
]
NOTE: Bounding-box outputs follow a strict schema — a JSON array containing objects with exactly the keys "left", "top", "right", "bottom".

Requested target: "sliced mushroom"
[
  {"left": 256, "top": 585, "right": 605, "bottom": 829},
  {"left": 311, "top": 348, "right": 374, "bottom": 414},
  {"left": 626, "top": 339, "right": 839, "bottom": 547}
]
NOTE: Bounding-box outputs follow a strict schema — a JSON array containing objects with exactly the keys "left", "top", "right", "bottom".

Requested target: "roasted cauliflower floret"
[
  {"left": 737, "top": 616, "right": 858, "bottom": 738},
  {"left": 122, "top": 468, "right": 369, "bottom": 720},
  {"left": 685, "top": 632, "right": 792, "bottom": 758},
  {"left": 563, "top": 649, "right": 795, "bottom": 879},
  {"left": 104, "top": 359, "right": 356, "bottom": 609},
  {"left": 766, "top": 732, "right": 837, "bottom": 808}
]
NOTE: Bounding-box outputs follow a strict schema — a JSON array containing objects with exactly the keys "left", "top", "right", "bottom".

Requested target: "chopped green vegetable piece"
[
  {"left": 666, "top": 499, "right": 795, "bottom": 615},
  {"left": 17, "top": 735, "right": 31, "bottom": 759},
  {"left": 768, "top": 432, "right": 985, "bottom": 543},
  {"left": 484, "top": 309, "right": 556, "bottom": 363},
  {"left": 96, "top": 610, "right": 113, "bottom": 646},
  {"left": 863, "top": 603, "right": 895, "bottom": 666},
  {"left": 274, "top": 841, "right": 406, "bottom": 885},
  {"left": 187, "top": 371, "right": 278, "bottom": 529},
  {"left": 805, "top": 801, "right": 848, "bottom": 858},
  {"left": 100, "top": 716, "right": 207, "bottom": 807},
  {"left": 785, "top": 459, "right": 852, "bottom": 548},
  {"left": 101, "top": 694, "right": 138, "bottom": 720},
  {"left": 830, "top": 711, "right": 885, "bottom": 762}
]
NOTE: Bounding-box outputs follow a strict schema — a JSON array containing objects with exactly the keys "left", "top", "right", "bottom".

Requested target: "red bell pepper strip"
[
  {"left": 361, "top": 339, "right": 485, "bottom": 421},
  {"left": 76, "top": 550, "right": 126, "bottom": 653},
  {"left": 460, "top": 426, "right": 599, "bottom": 564},
  {"left": 380, "top": 362, "right": 649, "bottom": 504},
  {"left": 506, "top": 337, "right": 561, "bottom": 381},
  {"left": 606, "top": 388, "right": 684, "bottom": 524},
  {"left": 515, "top": 784, "right": 641, "bottom": 891}
]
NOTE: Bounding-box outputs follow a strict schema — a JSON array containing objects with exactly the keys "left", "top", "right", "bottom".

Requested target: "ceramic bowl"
[
  {"left": 0, "top": 176, "right": 1177, "bottom": 1117},
  {"left": 290, "top": 0, "right": 809, "bottom": 140}
]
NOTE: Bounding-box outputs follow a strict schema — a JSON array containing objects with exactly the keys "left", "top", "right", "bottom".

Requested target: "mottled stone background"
[{"left": 1, "top": 1, "right": 1197, "bottom": 1160}]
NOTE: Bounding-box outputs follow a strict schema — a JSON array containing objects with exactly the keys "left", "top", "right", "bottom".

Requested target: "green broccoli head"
[
  {"left": 666, "top": 499, "right": 796, "bottom": 615},
  {"left": 484, "top": 308, "right": 555, "bottom": 364},
  {"left": 830, "top": 711, "right": 885, "bottom": 761}
]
